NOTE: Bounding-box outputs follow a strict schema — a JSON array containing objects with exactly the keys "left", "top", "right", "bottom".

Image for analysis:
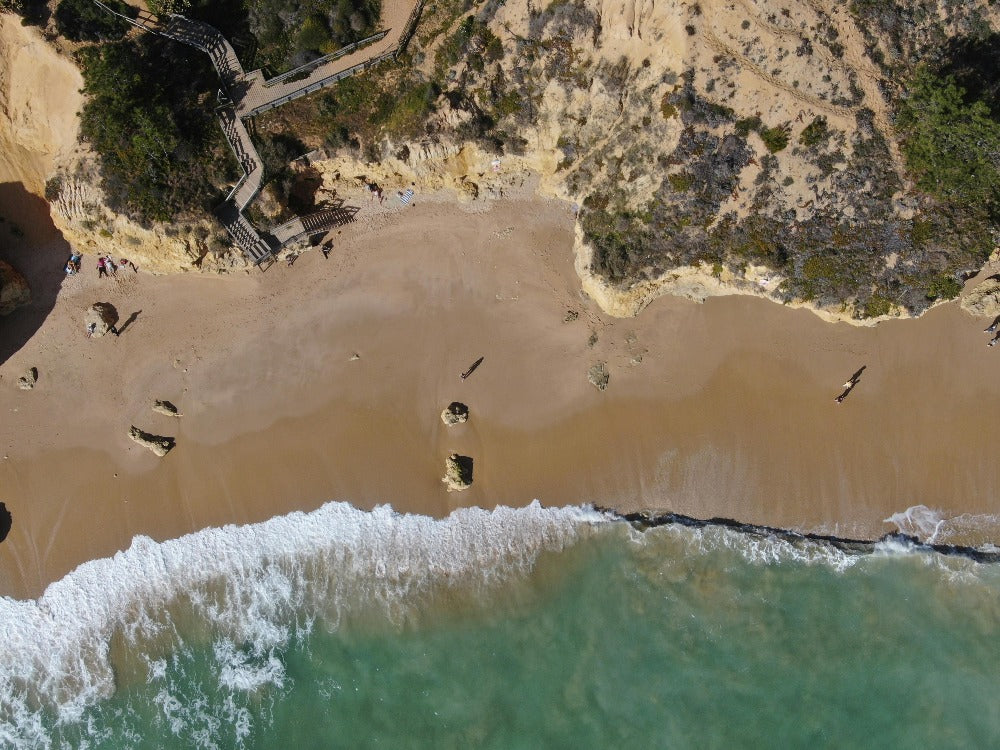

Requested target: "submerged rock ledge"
[{"left": 600, "top": 508, "right": 1000, "bottom": 564}]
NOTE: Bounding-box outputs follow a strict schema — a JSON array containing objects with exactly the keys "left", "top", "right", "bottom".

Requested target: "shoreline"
[{"left": 4, "top": 196, "right": 1000, "bottom": 599}]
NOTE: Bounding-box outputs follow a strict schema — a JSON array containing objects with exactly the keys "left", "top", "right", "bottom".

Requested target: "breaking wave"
[{"left": 4, "top": 500, "right": 1000, "bottom": 747}]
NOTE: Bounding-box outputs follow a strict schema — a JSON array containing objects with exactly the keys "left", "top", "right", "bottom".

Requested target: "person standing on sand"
[{"left": 97, "top": 257, "right": 108, "bottom": 278}]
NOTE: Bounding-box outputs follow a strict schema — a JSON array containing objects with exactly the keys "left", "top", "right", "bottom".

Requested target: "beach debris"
[
  {"left": 461, "top": 356, "right": 484, "bottom": 381},
  {"left": 84, "top": 302, "right": 119, "bottom": 338},
  {"left": 441, "top": 402, "right": 469, "bottom": 426},
  {"left": 588, "top": 362, "right": 610, "bottom": 391},
  {"left": 442, "top": 453, "right": 473, "bottom": 491},
  {"left": 563, "top": 310, "right": 579, "bottom": 323},
  {"left": 587, "top": 330, "right": 598, "bottom": 347},
  {"left": 17, "top": 367, "right": 37, "bottom": 390},
  {"left": 349, "top": 352, "right": 361, "bottom": 361},
  {"left": 128, "top": 426, "right": 175, "bottom": 457},
  {"left": 152, "top": 400, "right": 182, "bottom": 417}
]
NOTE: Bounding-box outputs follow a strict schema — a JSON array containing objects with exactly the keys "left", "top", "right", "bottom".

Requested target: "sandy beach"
[{"left": 2, "top": 193, "right": 1000, "bottom": 598}]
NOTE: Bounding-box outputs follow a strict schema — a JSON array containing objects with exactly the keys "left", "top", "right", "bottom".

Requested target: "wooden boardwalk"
[{"left": 89, "top": 0, "right": 423, "bottom": 267}]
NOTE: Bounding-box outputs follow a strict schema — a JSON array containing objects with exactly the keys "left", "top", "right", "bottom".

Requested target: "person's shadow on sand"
[
  {"left": 117, "top": 310, "right": 142, "bottom": 336},
  {"left": 0, "top": 182, "right": 71, "bottom": 366}
]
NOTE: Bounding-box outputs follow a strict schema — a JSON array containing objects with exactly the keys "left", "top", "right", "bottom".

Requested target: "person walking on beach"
[
  {"left": 86, "top": 322, "right": 97, "bottom": 337},
  {"left": 97, "top": 257, "right": 108, "bottom": 278}
]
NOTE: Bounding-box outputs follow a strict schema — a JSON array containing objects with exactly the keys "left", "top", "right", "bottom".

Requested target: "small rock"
[
  {"left": 441, "top": 402, "right": 469, "bottom": 426},
  {"left": 152, "top": 400, "right": 182, "bottom": 417},
  {"left": 442, "top": 453, "right": 473, "bottom": 491},
  {"left": 128, "top": 426, "right": 175, "bottom": 457},
  {"left": 588, "top": 362, "right": 610, "bottom": 391},
  {"left": 563, "top": 310, "right": 579, "bottom": 323},
  {"left": 17, "top": 367, "right": 37, "bottom": 390}
]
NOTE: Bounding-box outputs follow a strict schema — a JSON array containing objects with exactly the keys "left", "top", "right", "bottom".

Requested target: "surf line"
[{"left": 598, "top": 507, "right": 1000, "bottom": 564}]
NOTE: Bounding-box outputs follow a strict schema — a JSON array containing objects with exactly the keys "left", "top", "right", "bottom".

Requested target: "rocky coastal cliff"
[{"left": 4, "top": 0, "right": 1000, "bottom": 320}]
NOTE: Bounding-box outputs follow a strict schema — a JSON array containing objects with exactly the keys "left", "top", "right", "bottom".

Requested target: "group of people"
[
  {"left": 97, "top": 254, "right": 138, "bottom": 278},
  {"left": 65, "top": 253, "right": 139, "bottom": 278}
]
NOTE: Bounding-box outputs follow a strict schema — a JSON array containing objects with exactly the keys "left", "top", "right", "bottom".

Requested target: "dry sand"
[{"left": 4, "top": 194, "right": 1000, "bottom": 598}]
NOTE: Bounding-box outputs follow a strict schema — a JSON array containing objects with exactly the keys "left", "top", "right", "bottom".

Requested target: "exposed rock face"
[
  {"left": 441, "top": 402, "right": 469, "bottom": 426},
  {"left": 442, "top": 453, "right": 473, "bottom": 491},
  {"left": 17, "top": 367, "right": 37, "bottom": 390},
  {"left": 962, "top": 278, "right": 1000, "bottom": 317},
  {"left": 588, "top": 362, "right": 610, "bottom": 391},
  {"left": 0, "top": 260, "right": 30, "bottom": 316},
  {"left": 152, "top": 400, "right": 182, "bottom": 417},
  {"left": 128, "top": 426, "right": 175, "bottom": 456},
  {"left": 85, "top": 302, "right": 118, "bottom": 337}
]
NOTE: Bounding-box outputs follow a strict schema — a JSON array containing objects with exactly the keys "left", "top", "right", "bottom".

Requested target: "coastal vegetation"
[
  {"left": 10, "top": 0, "right": 1000, "bottom": 316},
  {"left": 76, "top": 37, "right": 237, "bottom": 223}
]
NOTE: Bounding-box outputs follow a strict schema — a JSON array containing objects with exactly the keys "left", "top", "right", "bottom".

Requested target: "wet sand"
[{"left": 3, "top": 196, "right": 1000, "bottom": 599}]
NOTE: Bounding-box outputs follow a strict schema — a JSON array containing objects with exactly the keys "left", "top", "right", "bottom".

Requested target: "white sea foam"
[
  {"left": 884, "top": 504, "right": 1000, "bottom": 547},
  {"left": 0, "top": 501, "right": 606, "bottom": 747}
]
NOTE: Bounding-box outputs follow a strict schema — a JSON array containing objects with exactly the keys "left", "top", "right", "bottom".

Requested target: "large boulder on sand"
[
  {"left": 0, "top": 260, "right": 30, "bottom": 316},
  {"left": 962, "top": 277, "right": 1000, "bottom": 317},
  {"left": 85, "top": 302, "right": 119, "bottom": 337},
  {"left": 152, "top": 400, "right": 182, "bottom": 417},
  {"left": 440, "top": 402, "right": 469, "bottom": 426},
  {"left": 129, "top": 426, "right": 175, "bottom": 456},
  {"left": 442, "top": 453, "right": 473, "bottom": 491}
]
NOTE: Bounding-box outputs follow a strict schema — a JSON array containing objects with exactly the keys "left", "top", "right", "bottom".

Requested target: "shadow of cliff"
[{"left": 0, "top": 182, "right": 70, "bottom": 366}]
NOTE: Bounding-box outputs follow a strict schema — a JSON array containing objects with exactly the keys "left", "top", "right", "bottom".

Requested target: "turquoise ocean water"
[{"left": 3, "top": 502, "right": 1000, "bottom": 748}]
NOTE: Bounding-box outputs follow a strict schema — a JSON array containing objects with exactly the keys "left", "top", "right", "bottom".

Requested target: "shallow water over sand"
[{"left": 4, "top": 502, "right": 1000, "bottom": 748}]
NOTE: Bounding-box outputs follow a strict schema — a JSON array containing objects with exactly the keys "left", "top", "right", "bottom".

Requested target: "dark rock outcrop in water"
[{"left": 601, "top": 508, "right": 1000, "bottom": 564}]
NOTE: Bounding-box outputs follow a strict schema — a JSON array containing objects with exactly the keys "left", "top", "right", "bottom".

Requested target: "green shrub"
[
  {"left": 759, "top": 124, "right": 790, "bottom": 152},
  {"left": 77, "top": 38, "right": 233, "bottom": 223},
  {"left": 897, "top": 66, "right": 1000, "bottom": 221},
  {"left": 55, "top": 0, "right": 134, "bottom": 42},
  {"left": 925, "top": 273, "right": 962, "bottom": 300},
  {"left": 863, "top": 294, "right": 893, "bottom": 318},
  {"left": 798, "top": 115, "right": 829, "bottom": 147},
  {"left": 668, "top": 172, "right": 695, "bottom": 192}
]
